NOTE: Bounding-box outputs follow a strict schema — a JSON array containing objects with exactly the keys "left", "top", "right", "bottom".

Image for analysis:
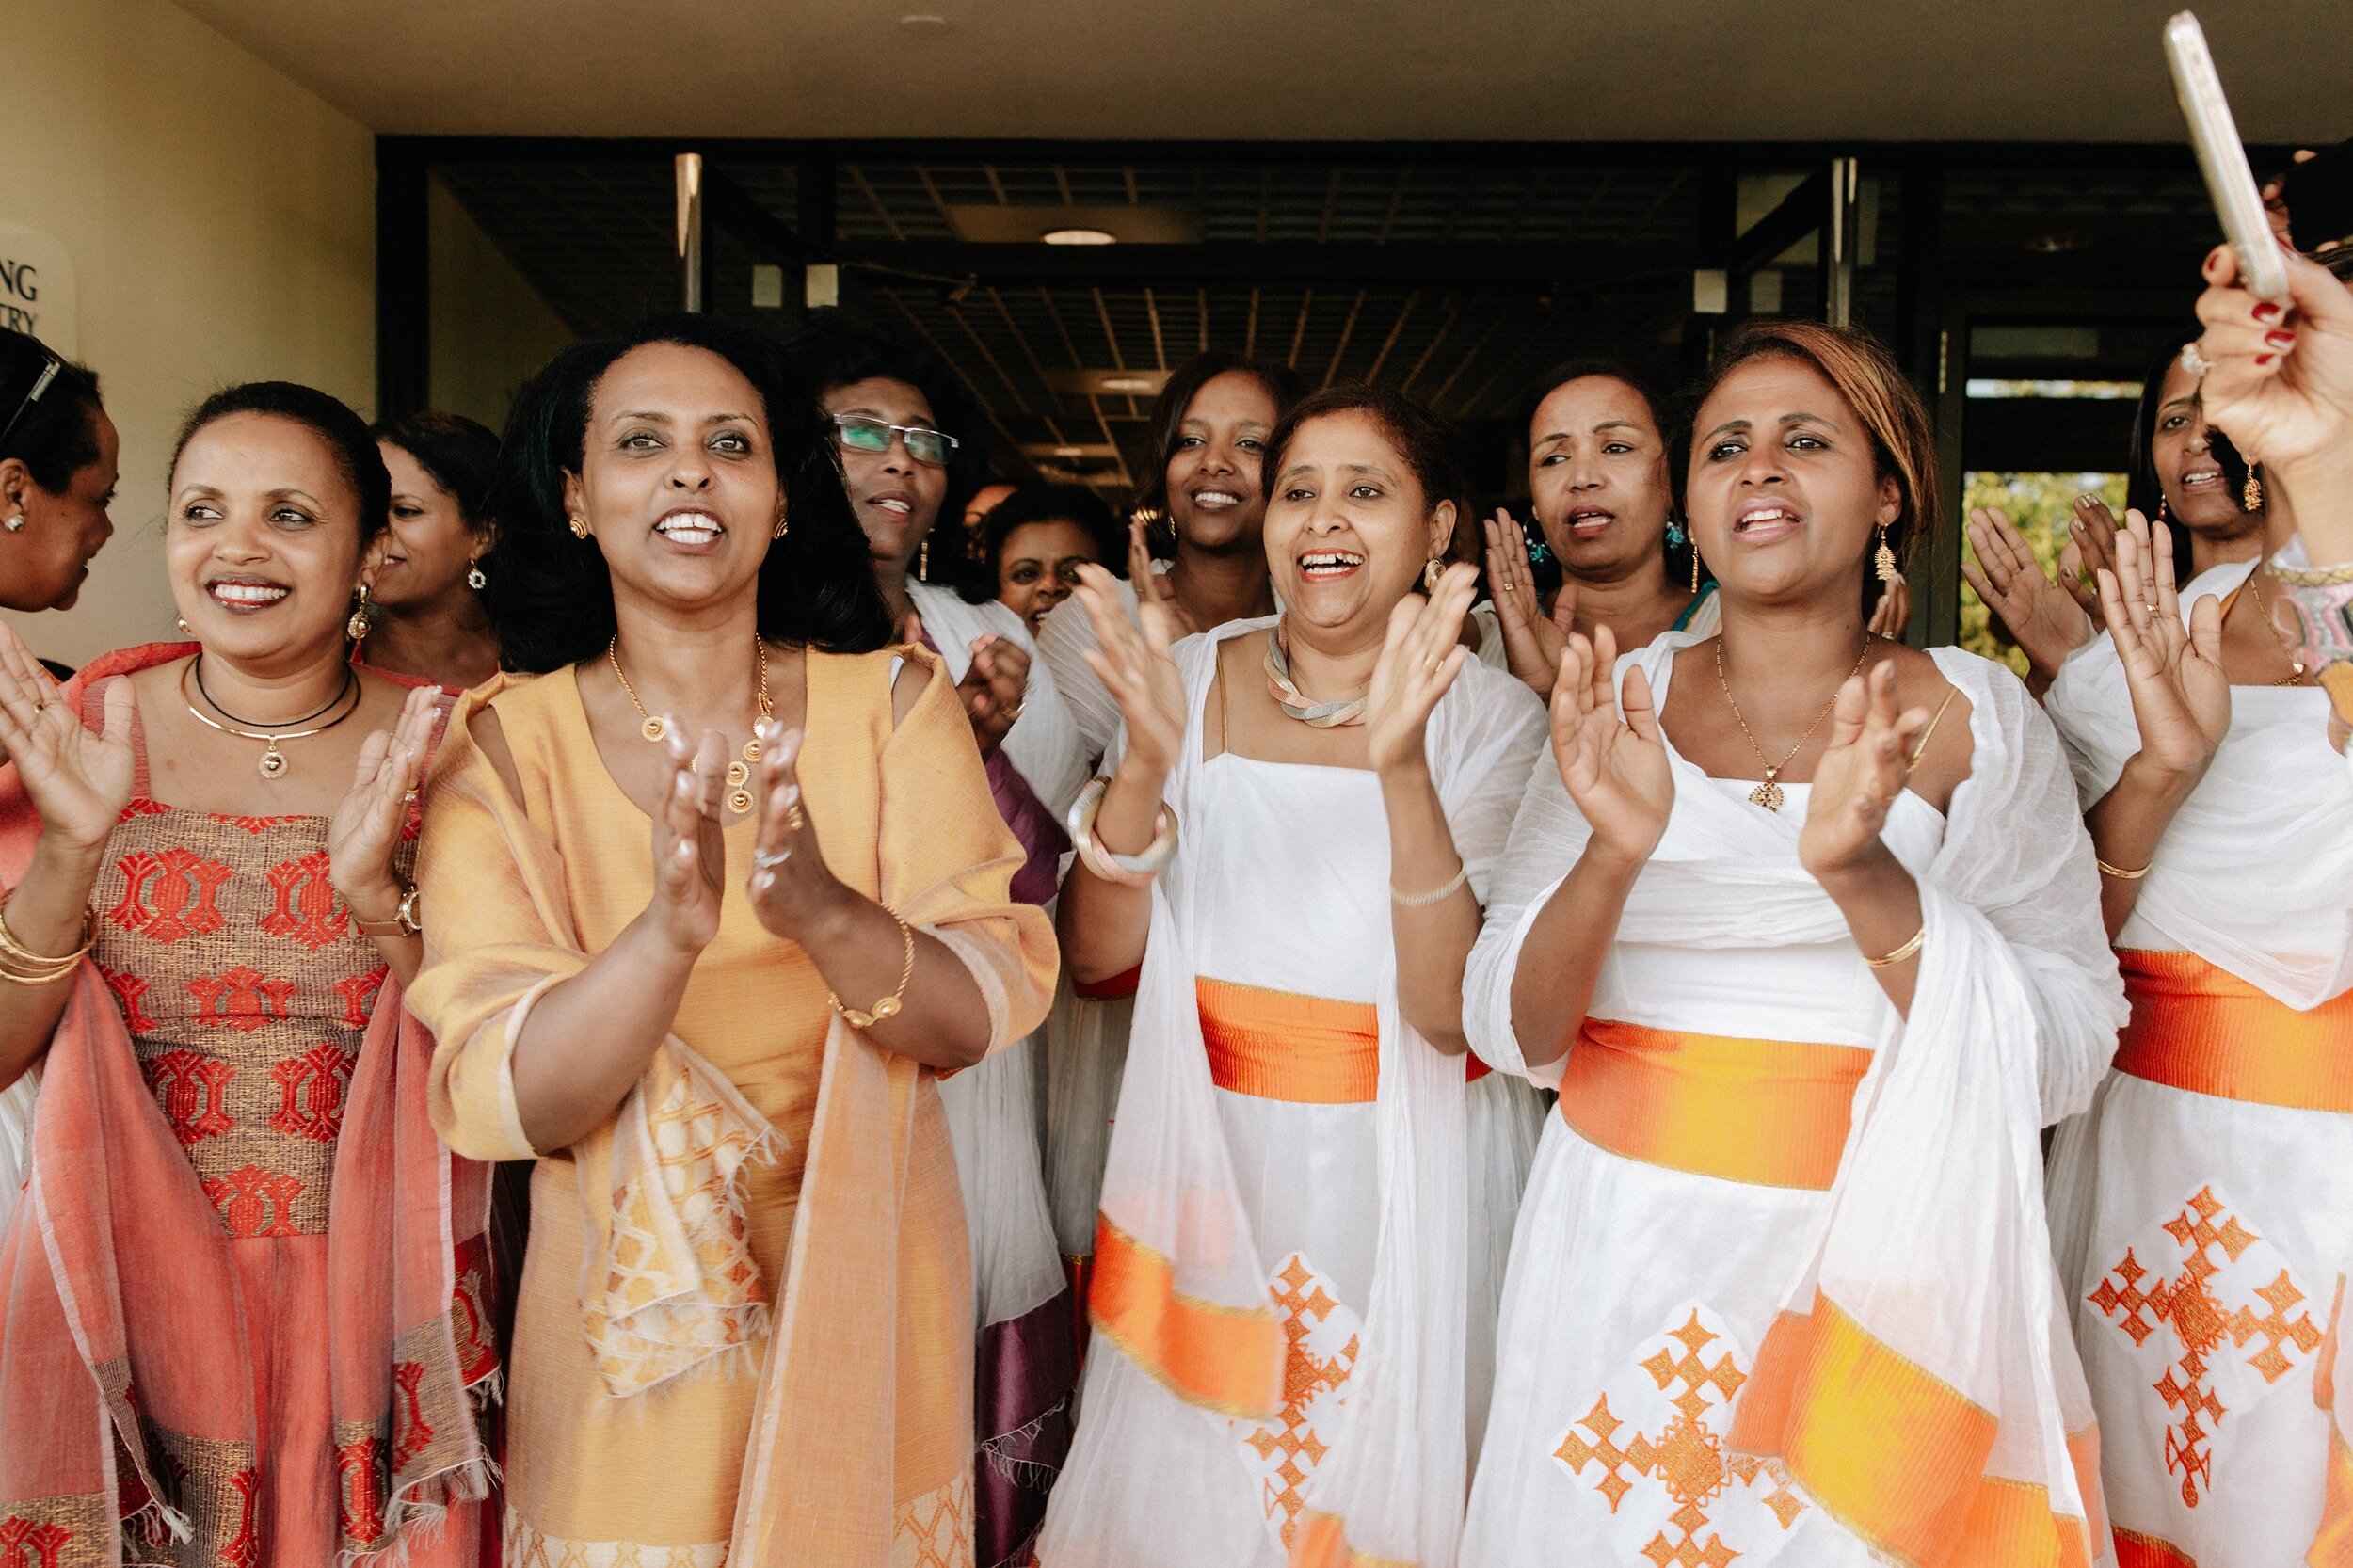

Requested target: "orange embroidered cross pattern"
[
  {"left": 1233, "top": 1254, "right": 1362, "bottom": 1549},
  {"left": 1554, "top": 1309, "right": 1806, "bottom": 1567},
  {"left": 2089, "top": 1184, "right": 2325, "bottom": 1507}
]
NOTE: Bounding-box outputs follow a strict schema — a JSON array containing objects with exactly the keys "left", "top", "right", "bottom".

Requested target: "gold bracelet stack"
[
  {"left": 0, "top": 902, "right": 95, "bottom": 985},
  {"left": 832, "top": 912, "right": 916, "bottom": 1029},
  {"left": 2095, "top": 857, "right": 2152, "bottom": 881},
  {"left": 1864, "top": 926, "right": 1927, "bottom": 969}
]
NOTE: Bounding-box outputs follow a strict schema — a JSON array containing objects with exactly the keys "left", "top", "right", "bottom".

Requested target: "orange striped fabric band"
[
  {"left": 1088, "top": 1213, "right": 1283, "bottom": 1419},
  {"left": 2114, "top": 1530, "right": 2199, "bottom": 1568},
  {"left": 1198, "top": 977, "right": 1380, "bottom": 1104},
  {"left": 1558, "top": 1018, "right": 1871, "bottom": 1190},
  {"left": 1729, "top": 1293, "right": 2101, "bottom": 1568},
  {"left": 1194, "top": 976, "right": 1492, "bottom": 1102},
  {"left": 2115, "top": 949, "right": 2353, "bottom": 1112}
]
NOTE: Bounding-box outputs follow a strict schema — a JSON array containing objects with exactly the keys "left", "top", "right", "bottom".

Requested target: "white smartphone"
[{"left": 2165, "top": 11, "right": 2291, "bottom": 301}]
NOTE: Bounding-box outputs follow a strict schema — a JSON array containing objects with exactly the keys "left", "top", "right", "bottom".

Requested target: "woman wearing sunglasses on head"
[
  {"left": 0, "top": 381, "right": 494, "bottom": 1565},
  {"left": 1461, "top": 321, "right": 2122, "bottom": 1568},
  {"left": 789, "top": 315, "right": 1087, "bottom": 1565},
  {"left": 409, "top": 315, "right": 1055, "bottom": 1561},
  {"left": 0, "top": 328, "right": 119, "bottom": 640}
]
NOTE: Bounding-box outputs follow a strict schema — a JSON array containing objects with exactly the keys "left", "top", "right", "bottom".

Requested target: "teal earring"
[{"left": 1664, "top": 517, "right": 1688, "bottom": 549}]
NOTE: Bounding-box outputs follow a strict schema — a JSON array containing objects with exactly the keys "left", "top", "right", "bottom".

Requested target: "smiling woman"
[
  {"left": 0, "top": 378, "right": 496, "bottom": 1567},
  {"left": 0, "top": 328, "right": 117, "bottom": 633},
  {"left": 408, "top": 313, "right": 1056, "bottom": 1564}
]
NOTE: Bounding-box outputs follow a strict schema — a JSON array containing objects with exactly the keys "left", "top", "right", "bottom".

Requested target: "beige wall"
[
  {"left": 0, "top": 0, "right": 376, "bottom": 668},
  {"left": 428, "top": 174, "right": 572, "bottom": 436}
]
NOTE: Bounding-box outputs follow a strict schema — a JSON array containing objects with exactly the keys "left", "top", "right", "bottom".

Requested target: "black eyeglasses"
[
  {"left": 832, "top": 412, "right": 958, "bottom": 469},
  {"left": 0, "top": 352, "right": 62, "bottom": 461}
]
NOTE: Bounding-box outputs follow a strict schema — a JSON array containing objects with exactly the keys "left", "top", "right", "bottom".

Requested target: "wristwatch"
[{"left": 352, "top": 884, "right": 423, "bottom": 939}]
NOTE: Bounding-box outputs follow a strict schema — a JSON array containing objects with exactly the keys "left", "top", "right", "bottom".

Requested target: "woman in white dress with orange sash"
[
  {"left": 2025, "top": 241, "right": 2353, "bottom": 1568},
  {"left": 1461, "top": 319, "right": 2126, "bottom": 1568},
  {"left": 1035, "top": 386, "right": 1545, "bottom": 1567}
]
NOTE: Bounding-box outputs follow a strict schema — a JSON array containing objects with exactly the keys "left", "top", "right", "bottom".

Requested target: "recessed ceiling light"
[
  {"left": 900, "top": 13, "right": 950, "bottom": 34},
  {"left": 1099, "top": 376, "right": 1157, "bottom": 393},
  {"left": 1042, "top": 228, "right": 1117, "bottom": 247}
]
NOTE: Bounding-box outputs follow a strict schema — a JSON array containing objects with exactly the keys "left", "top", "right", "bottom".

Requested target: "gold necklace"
[
  {"left": 179, "top": 662, "right": 361, "bottom": 779},
  {"left": 1715, "top": 635, "right": 1874, "bottom": 811},
  {"left": 2243, "top": 570, "right": 2310, "bottom": 686},
  {"left": 608, "top": 634, "right": 774, "bottom": 814}
]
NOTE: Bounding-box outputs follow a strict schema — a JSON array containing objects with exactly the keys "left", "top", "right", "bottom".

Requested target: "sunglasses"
[
  {"left": 0, "top": 352, "right": 62, "bottom": 461},
  {"left": 832, "top": 412, "right": 958, "bottom": 469}
]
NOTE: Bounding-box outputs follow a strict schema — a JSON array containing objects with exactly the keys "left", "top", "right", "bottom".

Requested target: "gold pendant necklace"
[
  {"left": 180, "top": 660, "right": 361, "bottom": 779},
  {"left": 1715, "top": 635, "right": 1873, "bottom": 811},
  {"left": 609, "top": 634, "right": 774, "bottom": 814},
  {"left": 2244, "top": 570, "right": 2310, "bottom": 686}
]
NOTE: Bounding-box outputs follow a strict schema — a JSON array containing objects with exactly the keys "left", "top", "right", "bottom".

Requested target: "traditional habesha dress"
[
  {"left": 1036, "top": 616, "right": 1546, "bottom": 1568},
  {"left": 907, "top": 580, "right": 1091, "bottom": 1567},
  {"left": 2041, "top": 556, "right": 2353, "bottom": 1568},
  {"left": 408, "top": 645, "right": 1057, "bottom": 1567},
  {"left": 1461, "top": 635, "right": 2127, "bottom": 1568},
  {"left": 0, "top": 642, "right": 498, "bottom": 1567}
]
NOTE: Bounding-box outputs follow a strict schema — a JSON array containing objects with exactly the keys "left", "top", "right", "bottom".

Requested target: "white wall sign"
[{"left": 0, "top": 223, "right": 77, "bottom": 356}]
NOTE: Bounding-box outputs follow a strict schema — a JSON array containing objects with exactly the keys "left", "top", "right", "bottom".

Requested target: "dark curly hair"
[
  {"left": 1133, "top": 351, "right": 1306, "bottom": 552},
  {"left": 782, "top": 312, "right": 984, "bottom": 582},
  {"left": 171, "top": 380, "right": 390, "bottom": 552},
  {"left": 373, "top": 410, "right": 501, "bottom": 536},
  {"left": 0, "top": 328, "right": 104, "bottom": 494},
  {"left": 483, "top": 314, "right": 893, "bottom": 673},
  {"left": 957, "top": 482, "right": 1127, "bottom": 605},
  {"left": 1260, "top": 384, "right": 1476, "bottom": 561}
]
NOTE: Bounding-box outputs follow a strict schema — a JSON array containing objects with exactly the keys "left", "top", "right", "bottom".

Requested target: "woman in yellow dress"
[{"left": 409, "top": 315, "right": 1057, "bottom": 1565}]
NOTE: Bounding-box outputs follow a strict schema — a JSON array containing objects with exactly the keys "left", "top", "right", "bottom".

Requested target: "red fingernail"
[
  {"left": 2266, "top": 329, "right": 2297, "bottom": 349},
  {"left": 2253, "top": 301, "right": 2282, "bottom": 322},
  {"left": 2257, "top": 353, "right": 2276, "bottom": 367}
]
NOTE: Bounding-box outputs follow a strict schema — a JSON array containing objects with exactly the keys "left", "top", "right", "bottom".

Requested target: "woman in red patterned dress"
[{"left": 0, "top": 382, "right": 497, "bottom": 1565}]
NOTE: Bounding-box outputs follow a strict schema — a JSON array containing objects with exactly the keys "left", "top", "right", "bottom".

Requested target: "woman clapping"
[{"left": 0, "top": 382, "right": 493, "bottom": 1565}]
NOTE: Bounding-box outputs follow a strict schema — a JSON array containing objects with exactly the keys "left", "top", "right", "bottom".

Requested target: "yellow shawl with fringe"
[{"left": 408, "top": 645, "right": 1056, "bottom": 1564}]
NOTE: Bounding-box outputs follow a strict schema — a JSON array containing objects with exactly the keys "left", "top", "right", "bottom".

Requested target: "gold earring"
[
  {"left": 345, "top": 584, "right": 375, "bottom": 644},
  {"left": 2244, "top": 468, "right": 2265, "bottom": 512},
  {"left": 1690, "top": 547, "right": 1702, "bottom": 594},
  {"left": 919, "top": 537, "right": 930, "bottom": 580},
  {"left": 176, "top": 616, "right": 193, "bottom": 635},
  {"left": 1873, "top": 524, "right": 1899, "bottom": 585},
  {"left": 1423, "top": 558, "right": 1444, "bottom": 593},
  {"left": 568, "top": 515, "right": 590, "bottom": 539},
  {"left": 773, "top": 513, "right": 789, "bottom": 541}
]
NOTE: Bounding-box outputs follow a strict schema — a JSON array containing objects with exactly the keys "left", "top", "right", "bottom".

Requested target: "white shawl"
[{"left": 1465, "top": 634, "right": 2126, "bottom": 1560}]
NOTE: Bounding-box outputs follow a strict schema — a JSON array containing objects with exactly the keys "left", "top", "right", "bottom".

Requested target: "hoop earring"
[
  {"left": 568, "top": 515, "right": 590, "bottom": 539},
  {"left": 466, "top": 562, "right": 487, "bottom": 591},
  {"left": 773, "top": 513, "right": 789, "bottom": 541},
  {"left": 345, "top": 584, "right": 375, "bottom": 645},
  {"left": 1873, "top": 524, "right": 1899, "bottom": 585}
]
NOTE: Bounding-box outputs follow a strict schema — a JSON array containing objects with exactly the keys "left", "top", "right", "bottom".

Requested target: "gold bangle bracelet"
[
  {"left": 0, "top": 904, "right": 94, "bottom": 982},
  {"left": 832, "top": 912, "right": 916, "bottom": 1030},
  {"left": 1865, "top": 925, "right": 1927, "bottom": 968},
  {"left": 2095, "top": 857, "right": 2151, "bottom": 881},
  {"left": 1390, "top": 863, "right": 1471, "bottom": 908}
]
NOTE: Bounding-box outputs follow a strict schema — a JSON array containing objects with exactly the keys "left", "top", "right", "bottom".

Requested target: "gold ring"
[
  {"left": 1421, "top": 654, "right": 1441, "bottom": 674},
  {"left": 784, "top": 804, "right": 807, "bottom": 832}
]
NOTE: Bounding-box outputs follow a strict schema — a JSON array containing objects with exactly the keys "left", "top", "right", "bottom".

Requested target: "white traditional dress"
[
  {"left": 910, "top": 581, "right": 1092, "bottom": 1566},
  {"left": 2043, "top": 557, "right": 2353, "bottom": 1568},
  {"left": 1462, "top": 635, "right": 2126, "bottom": 1568},
  {"left": 1036, "top": 617, "right": 1545, "bottom": 1567}
]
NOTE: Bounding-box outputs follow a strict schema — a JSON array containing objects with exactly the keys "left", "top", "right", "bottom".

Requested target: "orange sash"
[
  {"left": 1195, "top": 977, "right": 1493, "bottom": 1104},
  {"left": 2115, "top": 950, "right": 2353, "bottom": 1112},
  {"left": 1559, "top": 1018, "right": 1870, "bottom": 1190}
]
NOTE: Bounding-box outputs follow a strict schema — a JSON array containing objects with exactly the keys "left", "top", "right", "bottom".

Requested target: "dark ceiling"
[{"left": 426, "top": 146, "right": 2224, "bottom": 502}]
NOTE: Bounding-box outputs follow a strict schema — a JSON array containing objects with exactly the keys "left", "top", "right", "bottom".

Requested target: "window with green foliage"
[{"left": 1959, "top": 472, "right": 2126, "bottom": 672}]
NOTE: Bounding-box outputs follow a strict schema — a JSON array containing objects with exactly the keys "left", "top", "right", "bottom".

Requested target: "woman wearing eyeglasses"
[
  {"left": 0, "top": 380, "right": 494, "bottom": 1565},
  {"left": 0, "top": 329, "right": 119, "bottom": 629},
  {"left": 789, "top": 315, "right": 1087, "bottom": 1566},
  {"left": 411, "top": 315, "right": 1056, "bottom": 1561}
]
